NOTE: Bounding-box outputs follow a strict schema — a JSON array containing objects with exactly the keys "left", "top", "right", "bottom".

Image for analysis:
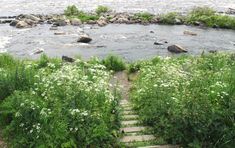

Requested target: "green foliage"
[
  {"left": 159, "top": 12, "right": 183, "bottom": 24},
  {"left": 64, "top": 5, "right": 79, "bottom": 16},
  {"left": 131, "top": 53, "right": 235, "bottom": 147},
  {"left": 0, "top": 55, "right": 121, "bottom": 147},
  {"left": 64, "top": 5, "right": 99, "bottom": 22},
  {"left": 102, "top": 55, "right": 126, "bottom": 72},
  {"left": 133, "top": 12, "right": 154, "bottom": 22},
  {"left": 96, "top": 6, "right": 109, "bottom": 15},
  {"left": 186, "top": 7, "right": 235, "bottom": 29}
]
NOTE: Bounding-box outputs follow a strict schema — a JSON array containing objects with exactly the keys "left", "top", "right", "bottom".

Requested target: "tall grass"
[{"left": 131, "top": 53, "right": 235, "bottom": 147}]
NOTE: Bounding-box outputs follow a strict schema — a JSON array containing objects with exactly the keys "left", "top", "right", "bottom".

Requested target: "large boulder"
[
  {"left": 15, "top": 21, "right": 29, "bottom": 28},
  {"left": 167, "top": 44, "right": 188, "bottom": 53},
  {"left": 77, "top": 34, "right": 92, "bottom": 43}
]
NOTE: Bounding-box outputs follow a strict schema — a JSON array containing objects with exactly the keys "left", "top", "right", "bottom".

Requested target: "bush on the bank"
[
  {"left": 133, "top": 12, "right": 154, "bottom": 22},
  {"left": 0, "top": 55, "right": 120, "bottom": 147},
  {"left": 102, "top": 55, "right": 126, "bottom": 72},
  {"left": 159, "top": 12, "right": 183, "bottom": 24},
  {"left": 64, "top": 5, "right": 99, "bottom": 22},
  {"left": 96, "top": 6, "right": 109, "bottom": 15},
  {"left": 131, "top": 53, "right": 235, "bottom": 147},
  {"left": 186, "top": 7, "right": 235, "bottom": 29}
]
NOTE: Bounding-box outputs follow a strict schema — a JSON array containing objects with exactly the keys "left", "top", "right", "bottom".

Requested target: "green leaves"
[{"left": 131, "top": 53, "right": 235, "bottom": 147}]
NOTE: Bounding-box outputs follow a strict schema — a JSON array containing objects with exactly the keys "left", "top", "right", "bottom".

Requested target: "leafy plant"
[
  {"left": 96, "top": 6, "right": 109, "bottom": 15},
  {"left": 102, "top": 55, "right": 126, "bottom": 72},
  {"left": 131, "top": 53, "right": 235, "bottom": 147},
  {"left": 133, "top": 12, "right": 154, "bottom": 22},
  {"left": 0, "top": 55, "right": 121, "bottom": 147},
  {"left": 159, "top": 12, "right": 183, "bottom": 24},
  {"left": 186, "top": 7, "right": 235, "bottom": 29}
]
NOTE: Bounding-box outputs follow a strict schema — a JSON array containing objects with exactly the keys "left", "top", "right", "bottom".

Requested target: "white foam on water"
[{"left": 0, "top": 36, "right": 11, "bottom": 53}]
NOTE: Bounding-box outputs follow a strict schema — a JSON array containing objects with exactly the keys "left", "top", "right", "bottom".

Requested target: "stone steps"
[
  {"left": 138, "top": 145, "right": 179, "bottom": 148},
  {"left": 121, "top": 126, "right": 146, "bottom": 133},
  {"left": 120, "top": 135, "right": 155, "bottom": 143},
  {"left": 121, "top": 120, "right": 139, "bottom": 126}
]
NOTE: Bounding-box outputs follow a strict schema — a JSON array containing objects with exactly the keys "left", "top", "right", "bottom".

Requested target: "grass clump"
[
  {"left": 186, "top": 7, "right": 235, "bottom": 29},
  {"left": 133, "top": 12, "right": 154, "bottom": 22},
  {"left": 131, "top": 53, "right": 235, "bottom": 147},
  {"left": 96, "top": 5, "right": 109, "bottom": 15},
  {"left": 159, "top": 12, "right": 184, "bottom": 24},
  {"left": 102, "top": 55, "right": 126, "bottom": 72},
  {"left": 0, "top": 54, "right": 121, "bottom": 147},
  {"left": 64, "top": 5, "right": 99, "bottom": 22}
]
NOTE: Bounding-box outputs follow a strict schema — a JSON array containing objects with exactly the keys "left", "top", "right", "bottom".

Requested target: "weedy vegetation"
[
  {"left": 131, "top": 53, "right": 235, "bottom": 148},
  {"left": 0, "top": 54, "right": 121, "bottom": 147},
  {"left": 133, "top": 12, "right": 154, "bottom": 22}
]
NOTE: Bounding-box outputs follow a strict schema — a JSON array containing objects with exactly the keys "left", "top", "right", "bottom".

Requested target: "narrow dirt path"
[{"left": 113, "top": 71, "right": 178, "bottom": 148}]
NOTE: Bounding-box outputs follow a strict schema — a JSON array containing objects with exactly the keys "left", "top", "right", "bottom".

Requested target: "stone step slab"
[
  {"left": 121, "top": 126, "right": 146, "bottom": 133},
  {"left": 121, "top": 120, "right": 139, "bottom": 126},
  {"left": 138, "top": 145, "right": 179, "bottom": 148},
  {"left": 120, "top": 135, "right": 155, "bottom": 143},
  {"left": 123, "top": 114, "right": 139, "bottom": 120}
]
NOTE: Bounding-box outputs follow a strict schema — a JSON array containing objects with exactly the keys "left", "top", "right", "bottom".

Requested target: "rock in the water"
[
  {"left": 77, "top": 34, "right": 92, "bottom": 43},
  {"left": 97, "top": 16, "right": 108, "bottom": 27},
  {"left": 54, "top": 32, "right": 66, "bottom": 35},
  {"left": 154, "top": 41, "right": 164, "bottom": 45},
  {"left": 62, "top": 56, "right": 75, "bottom": 63},
  {"left": 70, "top": 18, "right": 82, "bottom": 26},
  {"left": 49, "top": 26, "right": 58, "bottom": 30},
  {"left": 23, "top": 14, "right": 40, "bottom": 22},
  {"left": 183, "top": 30, "right": 197, "bottom": 36},
  {"left": 15, "top": 21, "right": 29, "bottom": 28},
  {"left": 174, "top": 18, "right": 183, "bottom": 25},
  {"left": 32, "top": 48, "right": 44, "bottom": 54},
  {"left": 167, "top": 44, "right": 187, "bottom": 53},
  {"left": 9, "top": 20, "right": 19, "bottom": 26},
  {"left": 53, "top": 20, "right": 67, "bottom": 26}
]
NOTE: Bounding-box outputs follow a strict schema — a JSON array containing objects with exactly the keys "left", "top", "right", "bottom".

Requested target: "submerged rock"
[
  {"left": 77, "top": 34, "right": 92, "bottom": 43},
  {"left": 183, "top": 30, "right": 197, "bottom": 36},
  {"left": 167, "top": 44, "right": 188, "bottom": 53},
  {"left": 54, "top": 32, "right": 66, "bottom": 35},
  {"left": 32, "top": 48, "right": 44, "bottom": 54}
]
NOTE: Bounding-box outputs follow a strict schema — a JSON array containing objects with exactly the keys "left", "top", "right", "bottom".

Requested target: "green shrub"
[
  {"left": 131, "top": 53, "right": 235, "bottom": 147},
  {"left": 186, "top": 7, "right": 235, "bottom": 29},
  {"left": 96, "top": 6, "right": 109, "bottom": 15},
  {"left": 0, "top": 56, "right": 37, "bottom": 101},
  {"left": 64, "top": 5, "right": 79, "bottom": 16},
  {"left": 133, "top": 12, "right": 154, "bottom": 22},
  {"left": 159, "top": 12, "right": 184, "bottom": 24},
  {"left": 0, "top": 59, "right": 120, "bottom": 147},
  {"left": 64, "top": 5, "right": 99, "bottom": 22},
  {"left": 102, "top": 55, "right": 126, "bottom": 72}
]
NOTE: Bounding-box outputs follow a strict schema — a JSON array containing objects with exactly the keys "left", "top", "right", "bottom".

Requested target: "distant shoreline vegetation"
[{"left": 64, "top": 5, "right": 235, "bottom": 29}]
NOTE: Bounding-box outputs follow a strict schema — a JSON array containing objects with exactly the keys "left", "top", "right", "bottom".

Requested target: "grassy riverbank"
[
  {"left": 0, "top": 54, "right": 121, "bottom": 147},
  {"left": 130, "top": 53, "right": 235, "bottom": 147},
  {"left": 0, "top": 53, "right": 235, "bottom": 147}
]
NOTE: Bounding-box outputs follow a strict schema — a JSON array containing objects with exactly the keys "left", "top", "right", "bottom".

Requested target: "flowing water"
[
  {"left": 0, "top": 24, "right": 234, "bottom": 61},
  {"left": 0, "top": 0, "right": 235, "bottom": 61},
  {"left": 0, "top": 0, "right": 235, "bottom": 16}
]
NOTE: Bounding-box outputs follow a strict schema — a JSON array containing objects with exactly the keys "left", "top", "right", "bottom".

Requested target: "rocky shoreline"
[{"left": 0, "top": 7, "right": 235, "bottom": 29}]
